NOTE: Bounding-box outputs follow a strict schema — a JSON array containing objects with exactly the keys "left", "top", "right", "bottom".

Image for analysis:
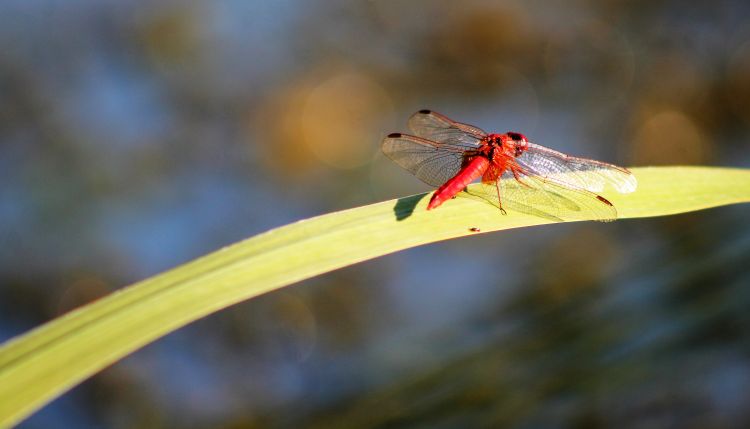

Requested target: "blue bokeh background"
[{"left": 2, "top": 1, "right": 750, "bottom": 427}]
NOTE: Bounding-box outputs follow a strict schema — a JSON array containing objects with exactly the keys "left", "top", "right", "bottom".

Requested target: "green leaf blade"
[{"left": 0, "top": 166, "right": 748, "bottom": 427}]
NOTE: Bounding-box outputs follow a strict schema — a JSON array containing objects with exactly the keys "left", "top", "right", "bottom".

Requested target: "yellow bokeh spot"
[
  {"left": 301, "top": 73, "right": 393, "bottom": 169},
  {"left": 632, "top": 110, "right": 712, "bottom": 165}
]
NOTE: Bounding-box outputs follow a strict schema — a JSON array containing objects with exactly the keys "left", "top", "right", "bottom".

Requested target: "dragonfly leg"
[
  {"left": 511, "top": 166, "right": 534, "bottom": 189},
  {"left": 496, "top": 182, "right": 507, "bottom": 215}
]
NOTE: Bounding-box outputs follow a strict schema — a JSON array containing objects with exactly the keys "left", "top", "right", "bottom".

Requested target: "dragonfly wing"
[
  {"left": 517, "top": 143, "right": 637, "bottom": 194},
  {"left": 407, "top": 110, "right": 486, "bottom": 146},
  {"left": 463, "top": 169, "right": 618, "bottom": 222},
  {"left": 382, "top": 133, "right": 471, "bottom": 187}
]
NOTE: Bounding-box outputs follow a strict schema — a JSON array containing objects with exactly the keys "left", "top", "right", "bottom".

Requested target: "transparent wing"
[
  {"left": 463, "top": 169, "right": 618, "bottom": 222},
  {"left": 516, "top": 143, "right": 637, "bottom": 194},
  {"left": 407, "top": 110, "right": 486, "bottom": 146},
  {"left": 382, "top": 133, "right": 475, "bottom": 187}
]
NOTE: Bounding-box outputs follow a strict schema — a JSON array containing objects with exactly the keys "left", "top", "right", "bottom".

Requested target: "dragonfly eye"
[{"left": 507, "top": 132, "right": 524, "bottom": 141}]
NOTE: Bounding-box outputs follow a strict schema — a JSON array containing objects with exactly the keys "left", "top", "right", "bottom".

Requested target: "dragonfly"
[{"left": 382, "top": 110, "right": 637, "bottom": 222}]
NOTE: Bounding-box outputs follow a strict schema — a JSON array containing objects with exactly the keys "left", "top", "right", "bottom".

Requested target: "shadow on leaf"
[{"left": 393, "top": 194, "right": 427, "bottom": 220}]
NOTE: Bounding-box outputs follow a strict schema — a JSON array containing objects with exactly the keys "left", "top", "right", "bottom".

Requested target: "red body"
[
  {"left": 427, "top": 133, "right": 527, "bottom": 210},
  {"left": 427, "top": 156, "right": 489, "bottom": 209}
]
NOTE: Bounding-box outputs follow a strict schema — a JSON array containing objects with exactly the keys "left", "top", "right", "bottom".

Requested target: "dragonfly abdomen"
[{"left": 427, "top": 156, "right": 490, "bottom": 210}]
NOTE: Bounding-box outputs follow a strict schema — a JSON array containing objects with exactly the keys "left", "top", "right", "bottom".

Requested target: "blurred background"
[{"left": 1, "top": 0, "right": 750, "bottom": 427}]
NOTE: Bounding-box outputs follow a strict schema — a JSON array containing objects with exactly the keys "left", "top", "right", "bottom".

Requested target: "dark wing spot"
[
  {"left": 596, "top": 195, "right": 614, "bottom": 206},
  {"left": 387, "top": 132, "right": 402, "bottom": 138},
  {"left": 418, "top": 109, "right": 432, "bottom": 114}
]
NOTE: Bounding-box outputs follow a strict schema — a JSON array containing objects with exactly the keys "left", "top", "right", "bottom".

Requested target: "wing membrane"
[
  {"left": 517, "top": 143, "right": 637, "bottom": 194},
  {"left": 463, "top": 169, "right": 618, "bottom": 222},
  {"left": 407, "top": 110, "right": 486, "bottom": 146},
  {"left": 382, "top": 133, "right": 472, "bottom": 187}
]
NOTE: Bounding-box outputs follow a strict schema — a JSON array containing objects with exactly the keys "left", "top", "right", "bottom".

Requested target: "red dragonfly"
[{"left": 382, "top": 110, "right": 637, "bottom": 221}]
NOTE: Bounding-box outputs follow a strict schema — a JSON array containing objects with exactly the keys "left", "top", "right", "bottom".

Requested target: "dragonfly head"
[{"left": 505, "top": 132, "right": 529, "bottom": 157}]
